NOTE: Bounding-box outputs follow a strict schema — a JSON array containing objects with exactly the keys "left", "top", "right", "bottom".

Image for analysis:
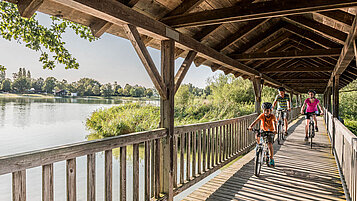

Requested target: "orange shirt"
[{"left": 258, "top": 113, "right": 276, "bottom": 131}]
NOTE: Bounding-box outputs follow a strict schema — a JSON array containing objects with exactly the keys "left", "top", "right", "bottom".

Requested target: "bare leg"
[
  {"left": 313, "top": 115, "right": 318, "bottom": 128},
  {"left": 284, "top": 118, "right": 288, "bottom": 133},
  {"left": 268, "top": 142, "right": 274, "bottom": 160},
  {"left": 255, "top": 135, "right": 260, "bottom": 144},
  {"left": 305, "top": 119, "right": 310, "bottom": 137}
]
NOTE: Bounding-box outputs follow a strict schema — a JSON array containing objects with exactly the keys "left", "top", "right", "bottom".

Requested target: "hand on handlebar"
[
  {"left": 288, "top": 108, "right": 291, "bottom": 112},
  {"left": 248, "top": 126, "right": 253, "bottom": 131}
]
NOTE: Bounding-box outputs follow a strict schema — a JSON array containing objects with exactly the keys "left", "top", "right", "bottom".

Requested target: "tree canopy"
[{"left": 0, "top": 2, "right": 96, "bottom": 70}]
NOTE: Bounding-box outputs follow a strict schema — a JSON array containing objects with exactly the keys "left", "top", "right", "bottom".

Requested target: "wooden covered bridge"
[{"left": 1, "top": 0, "right": 357, "bottom": 200}]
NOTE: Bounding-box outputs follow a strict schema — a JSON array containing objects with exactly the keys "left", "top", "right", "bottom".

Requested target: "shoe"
[
  {"left": 315, "top": 127, "right": 319, "bottom": 132},
  {"left": 284, "top": 131, "right": 288, "bottom": 136},
  {"left": 269, "top": 159, "right": 275, "bottom": 167},
  {"left": 304, "top": 136, "right": 308, "bottom": 141}
]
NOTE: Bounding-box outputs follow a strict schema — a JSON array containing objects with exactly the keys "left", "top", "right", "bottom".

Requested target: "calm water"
[{"left": 0, "top": 97, "right": 215, "bottom": 200}]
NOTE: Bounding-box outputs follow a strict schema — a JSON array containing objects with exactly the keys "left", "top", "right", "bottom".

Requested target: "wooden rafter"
[
  {"left": 17, "top": 0, "right": 43, "bottom": 18},
  {"left": 232, "top": 48, "right": 341, "bottom": 61},
  {"left": 284, "top": 16, "right": 347, "bottom": 44},
  {"left": 161, "top": 0, "right": 357, "bottom": 28},
  {"left": 164, "top": 0, "right": 205, "bottom": 17},
  {"left": 123, "top": 24, "right": 167, "bottom": 99},
  {"left": 318, "top": 10, "right": 354, "bottom": 26},
  {"left": 284, "top": 24, "right": 341, "bottom": 48},
  {"left": 327, "top": 15, "right": 357, "bottom": 89},
  {"left": 261, "top": 66, "right": 333, "bottom": 73},
  {"left": 90, "top": 19, "right": 113, "bottom": 38},
  {"left": 174, "top": 51, "right": 197, "bottom": 94}
]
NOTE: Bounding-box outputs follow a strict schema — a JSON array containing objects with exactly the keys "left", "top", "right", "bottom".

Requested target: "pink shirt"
[{"left": 305, "top": 98, "right": 319, "bottom": 113}]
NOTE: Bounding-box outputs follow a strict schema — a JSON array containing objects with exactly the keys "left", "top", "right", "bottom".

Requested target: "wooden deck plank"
[{"left": 182, "top": 117, "right": 345, "bottom": 201}]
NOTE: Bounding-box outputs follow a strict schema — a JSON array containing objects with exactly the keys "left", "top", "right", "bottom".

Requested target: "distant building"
[
  {"left": 71, "top": 92, "right": 78, "bottom": 97},
  {"left": 55, "top": 90, "right": 68, "bottom": 97}
]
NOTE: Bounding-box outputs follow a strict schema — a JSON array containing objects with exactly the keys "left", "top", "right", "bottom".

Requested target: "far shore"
[{"left": 0, "top": 93, "right": 159, "bottom": 101}]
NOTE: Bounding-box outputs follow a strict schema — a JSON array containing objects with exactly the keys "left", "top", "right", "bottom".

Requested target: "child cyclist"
[{"left": 248, "top": 102, "right": 277, "bottom": 167}]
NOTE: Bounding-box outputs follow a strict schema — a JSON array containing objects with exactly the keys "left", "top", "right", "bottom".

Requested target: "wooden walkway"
[{"left": 183, "top": 117, "right": 346, "bottom": 201}]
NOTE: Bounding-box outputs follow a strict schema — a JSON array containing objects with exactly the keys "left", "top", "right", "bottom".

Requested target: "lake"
[{"left": 0, "top": 97, "right": 216, "bottom": 200}]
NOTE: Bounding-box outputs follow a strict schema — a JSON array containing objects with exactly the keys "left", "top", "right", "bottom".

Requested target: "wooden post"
[
  {"left": 332, "top": 75, "right": 340, "bottom": 152},
  {"left": 295, "top": 94, "right": 298, "bottom": 108},
  {"left": 160, "top": 39, "right": 175, "bottom": 201},
  {"left": 251, "top": 77, "right": 262, "bottom": 113}
]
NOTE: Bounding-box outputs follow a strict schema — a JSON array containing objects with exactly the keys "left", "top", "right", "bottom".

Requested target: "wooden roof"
[{"left": 8, "top": 0, "right": 357, "bottom": 94}]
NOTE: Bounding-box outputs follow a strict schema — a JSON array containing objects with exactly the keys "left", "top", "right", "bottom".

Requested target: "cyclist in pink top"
[{"left": 300, "top": 90, "right": 324, "bottom": 141}]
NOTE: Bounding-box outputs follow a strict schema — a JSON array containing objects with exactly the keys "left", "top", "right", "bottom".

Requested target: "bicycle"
[
  {"left": 248, "top": 128, "right": 274, "bottom": 177},
  {"left": 276, "top": 109, "right": 287, "bottom": 145},
  {"left": 304, "top": 112, "right": 320, "bottom": 149}
]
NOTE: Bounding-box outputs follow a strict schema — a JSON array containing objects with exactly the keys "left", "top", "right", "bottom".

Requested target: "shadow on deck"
[{"left": 183, "top": 117, "right": 346, "bottom": 201}]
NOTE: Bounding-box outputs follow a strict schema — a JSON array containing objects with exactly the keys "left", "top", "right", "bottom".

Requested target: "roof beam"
[
  {"left": 161, "top": 0, "right": 357, "bottom": 28},
  {"left": 48, "top": 0, "right": 291, "bottom": 90},
  {"left": 318, "top": 10, "right": 354, "bottom": 26},
  {"left": 174, "top": 51, "right": 197, "bottom": 94},
  {"left": 90, "top": 19, "right": 113, "bottom": 38},
  {"left": 284, "top": 16, "right": 347, "bottom": 44},
  {"left": 123, "top": 24, "right": 167, "bottom": 99},
  {"left": 17, "top": 0, "right": 43, "bottom": 18},
  {"left": 284, "top": 24, "right": 341, "bottom": 48},
  {"left": 165, "top": 0, "right": 205, "bottom": 17},
  {"left": 232, "top": 48, "right": 341, "bottom": 61},
  {"left": 327, "top": 15, "right": 357, "bottom": 88},
  {"left": 261, "top": 66, "right": 333, "bottom": 73}
]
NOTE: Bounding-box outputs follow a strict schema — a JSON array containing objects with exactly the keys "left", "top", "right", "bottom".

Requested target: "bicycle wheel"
[
  {"left": 265, "top": 150, "right": 270, "bottom": 167},
  {"left": 309, "top": 124, "right": 314, "bottom": 149},
  {"left": 281, "top": 122, "right": 286, "bottom": 140},
  {"left": 254, "top": 149, "right": 263, "bottom": 177}
]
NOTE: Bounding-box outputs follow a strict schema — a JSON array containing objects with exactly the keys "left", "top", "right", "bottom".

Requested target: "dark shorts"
[
  {"left": 256, "top": 132, "right": 275, "bottom": 143},
  {"left": 305, "top": 111, "right": 318, "bottom": 119}
]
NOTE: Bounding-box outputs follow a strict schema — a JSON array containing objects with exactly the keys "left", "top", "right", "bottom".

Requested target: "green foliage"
[
  {"left": 42, "top": 77, "right": 57, "bottom": 93},
  {"left": 1, "top": 78, "right": 11, "bottom": 91},
  {"left": 100, "top": 83, "right": 113, "bottom": 97},
  {"left": 0, "top": 2, "right": 96, "bottom": 70},
  {"left": 86, "top": 103, "right": 160, "bottom": 137},
  {"left": 344, "top": 120, "right": 357, "bottom": 136}
]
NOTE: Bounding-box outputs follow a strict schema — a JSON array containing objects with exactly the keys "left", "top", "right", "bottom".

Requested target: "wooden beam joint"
[{"left": 17, "top": 0, "right": 43, "bottom": 18}]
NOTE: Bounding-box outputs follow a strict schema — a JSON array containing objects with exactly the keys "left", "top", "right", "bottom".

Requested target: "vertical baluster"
[
  {"left": 173, "top": 135, "right": 178, "bottom": 188},
  {"left": 222, "top": 125, "right": 225, "bottom": 161},
  {"left": 155, "top": 139, "right": 160, "bottom": 198},
  {"left": 87, "top": 154, "right": 95, "bottom": 201},
  {"left": 151, "top": 141, "right": 155, "bottom": 198},
  {"left": 145, "top": 142, "right": 150, "bottom": 200},
  {"left": 43, "top": 164, "right": 54, "bottom": 201},
  {"left": 215, "top": 127, "right": 219, "bottom": 165},
  {"left": 197, "top": 130, "right": 202, "bottom": 175},
  {"left": 234, "top": 121, "right": 237, "bottom": 153},
  {"left": 105, "top": 150, "right": 112, "bottom": 201},
  {"left": 207, "top": 128, "right": 211, "bottom": 169},
  {"left": 229, "top": 123, "right": 232, "bottom": 157},
  {"left": 13, "top": 170, "right": 26, "bottom": 201},
  {"left": 66, "top": 158, "right": 76, "bottom": 201},
  {"left": 202, "top": 129, "right": 206, "bottom": 171},
  {"left": 120, "top": 147, "right": 127, "bottom": 201},
  {"left": 220, "top": 126, "right": 223, "bottom": 163},
  {"left": 192, "top": 131, "right": 196, "bottom": 177},
  {"left": 180, "top": 133, "right": 184, "bottom": 184},
  {"left": 232, "top": 122, "right": 235, "bottom": 154},
  {"left": 186, "top": 132, "right": 191, "bottom": 181},
  {"left": 212, "top": 127, "right": 215, "bottom": 166},
  {"left": 133, "top": 144, "right": 139, "bottom": 201}
]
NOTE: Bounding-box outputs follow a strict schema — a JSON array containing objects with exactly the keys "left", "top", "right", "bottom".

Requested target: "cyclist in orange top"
[{"left": 248, "top": 102, "right": 277, "bottom": 167}]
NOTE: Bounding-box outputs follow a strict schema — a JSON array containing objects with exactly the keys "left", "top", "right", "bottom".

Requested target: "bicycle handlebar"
[
  {"left": 303, "top": 112, "right": 321, "bottom": 116},
  {"left": 247, "top": 128, "right": 274, "bottom": 135}
]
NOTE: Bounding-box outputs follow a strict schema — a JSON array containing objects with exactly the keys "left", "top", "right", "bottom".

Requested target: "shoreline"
[{"left": 0, "top": 93, "right": 159, "bottom": 101}]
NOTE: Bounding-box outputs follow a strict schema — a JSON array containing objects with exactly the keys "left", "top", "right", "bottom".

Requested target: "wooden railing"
[
  {"left": 0, "top": 110, "right": 303, "bottom": 201},
  {"left": 0, "top": 129, "right": 167, "bottom": 201},
  {"left": 324, "top": 109, "right": 357, "bottom": 201},
  {"left": 173, "top": 113, "right": 259, "bottom": 195}
]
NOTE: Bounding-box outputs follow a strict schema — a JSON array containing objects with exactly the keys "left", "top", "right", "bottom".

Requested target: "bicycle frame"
[{"left": 276, "top": 110, "right": 286, "bottom": 144}]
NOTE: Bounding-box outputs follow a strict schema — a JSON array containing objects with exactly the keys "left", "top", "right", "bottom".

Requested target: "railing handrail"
[
  {"left": 0, "top": 128, "right": 167, "bottom": 175},
  {"left": 174, "top": 113, "right": 258, "bottom": 134}
]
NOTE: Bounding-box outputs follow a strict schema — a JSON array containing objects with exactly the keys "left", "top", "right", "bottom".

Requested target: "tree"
[
  {"left": 100, "top": 83, "right": 113, "bottom": 97},
  {"left": 123, "top": 84, "right": 132, "bottom": 96},
  {"left": 0, "top": 68, "right": 5, "bottom": 82},
  {"left": 93, "top": 85, "right": 100, "bottom": 95},
  {"left": 43, "top": 77, "right": 57, "bottom": 93},
  {"left": 31, "top": 77, "right": 44, "bottom": 91},
  {"left": 12, "top": 77, "right": 30, "bottom": 92},
  {"left": 27, "top": 70, "right": 31, "bottom": 79},
  {"left": 1, "top": 78, "right": 11, "bottom": 92},
  {"left": 0, "top": 2, "right": 96, "bottom": 70},
  {"left": 145, "top": 88, "right": 153, "bottom": 98}
]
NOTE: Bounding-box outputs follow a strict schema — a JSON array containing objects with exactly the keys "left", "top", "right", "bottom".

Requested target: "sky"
[{"left": 0, "top": 13, "right": 220, "bottom": 88}]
